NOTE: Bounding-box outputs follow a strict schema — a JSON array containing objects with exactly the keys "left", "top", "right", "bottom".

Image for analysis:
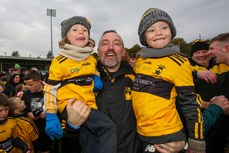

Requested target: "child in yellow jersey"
[
  {"left": 132, "top": 8, "right": 205, "bottom": 153},
  {"left": 43, "top": 16, "right": 116, "bottom": 153},
  {"left": 8, "top": 97, "right": 39, "bottom": 153},
  {"left": 0, "top": 93, "right": 31, "bottom": 153}
]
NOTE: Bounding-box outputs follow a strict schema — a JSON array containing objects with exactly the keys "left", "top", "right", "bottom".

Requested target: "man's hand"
[
  {"left": 154, "top": 141, "right": 185, "bottom": 153},
  {"left": 67, "top": 98, "right": 91, "bottom": 127},
  {"left": 202, "top": 101, "right": 210, "bottom": 109},
  {"left": 197, "top": 70, "right": 217, "bottom": 84},
  {"left": 210, "top": 95, "right": 229, "bottom": 112}
]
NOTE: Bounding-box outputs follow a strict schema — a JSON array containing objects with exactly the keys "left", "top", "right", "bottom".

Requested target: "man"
[
  {"left": 204, "top": 33, "right": 229, "bottom": 153},
  {"left": 96, "top": 30, "right": 142, "bottom": 153},
  {"left": 190, "top": 40, "right": 217, "bottom": 84},
  {"left": 209, "top": 33, "right": 229, "bottom": 66},
  {"left": 209, "top": 33, "right": 229, "bottom": 101}
]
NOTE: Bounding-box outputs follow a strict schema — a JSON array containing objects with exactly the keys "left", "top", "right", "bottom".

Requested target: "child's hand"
[
  {"left": 27, "top": 112, "right": 36, "bottom": 120},
  {"left": 26, "top": 149, "right": 31, "bottom": 153},
  {"left": 93, "top": 75, "right": 103, "bottom": 91},
  {"left": 39, "top": 112, "right": 46, "bottom": 119},
  {"left": 45, "top": 113, "right": 63, "bottom": 140}
]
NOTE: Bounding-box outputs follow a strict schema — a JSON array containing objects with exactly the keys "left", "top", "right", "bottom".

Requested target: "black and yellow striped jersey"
[
  {"left": 15, "top": 116, "right": 39, "bottom": 153},
  {"left": 44, "top": 55, "right": 97, "bottom": 114},
  {"left": 132, "top": 54, "right": 204, "bottom": 141}
]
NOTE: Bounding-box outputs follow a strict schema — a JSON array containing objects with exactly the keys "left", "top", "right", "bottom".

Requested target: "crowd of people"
[{"left": 0, "top": 7, "right": 229, "bottom": 153}]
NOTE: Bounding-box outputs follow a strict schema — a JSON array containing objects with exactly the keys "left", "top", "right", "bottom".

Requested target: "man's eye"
[
  {"left": 102, "top": 42, "right": 108, "bottom": 46},
  {"left": 114, "top": 42, "right": 121, "bottom": 46}
]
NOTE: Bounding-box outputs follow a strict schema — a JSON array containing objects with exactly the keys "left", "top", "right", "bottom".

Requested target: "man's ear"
[
  {"left": 97, "top": 49, "right": 101, "bottom": 60},
  {"left": 225, "top": 44, "right": 229, "bottom": 53},
  {"left": 122, "top": 48, "right": 126, "bottom": 57}
]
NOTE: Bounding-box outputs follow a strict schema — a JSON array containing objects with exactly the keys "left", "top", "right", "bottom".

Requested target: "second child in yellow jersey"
[
  {"left": 132, "top": 8, "right": 205, "bottom": 153},
  {"left": 8, "top": 97, "right": 39, "bottom": 153},
  {"left": 43, "top": 16, "right": 116, "bottom": 153}
]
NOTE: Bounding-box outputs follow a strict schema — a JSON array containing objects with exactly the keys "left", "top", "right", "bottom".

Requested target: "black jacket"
[{"left": 96, "top": 61, "right": 141, "bottom": 153}]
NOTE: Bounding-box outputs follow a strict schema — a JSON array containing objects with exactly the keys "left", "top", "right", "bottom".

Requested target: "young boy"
[
  {"left": 43, "top": 16, "right": 116, "bottom": 153},
  {"left": 0, "top": 93, "right": 31, "bottom": 153},
  {"left": 8, "top": 96, "right": 39, "bottom": 153},
  {"left": 21, "top": 70, "right": 53, "bottom": 153},
  {"left": 132, "top": 8, "right": 205, "bottom": 153}
]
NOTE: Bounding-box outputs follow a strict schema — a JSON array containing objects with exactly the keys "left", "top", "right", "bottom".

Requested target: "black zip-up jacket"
[{"left": 96, "top": 61, "right": 141, "bottom": 153}]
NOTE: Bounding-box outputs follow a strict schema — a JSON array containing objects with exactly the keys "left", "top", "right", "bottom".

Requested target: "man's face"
[
  {"left": 0, "top": 105, "right": 9, "bottom": 121},
  {"left": 97, "top": 32, "right": 124, "bottom": 72},
  {"left": 24, "top": 79, "right": 42, "bottom": 93},
  {"left": 192, "top": 50, "right": 212, "bottom": 67},
  {"left": 209, "top": 41, "right": 226, "bottom": 64}
]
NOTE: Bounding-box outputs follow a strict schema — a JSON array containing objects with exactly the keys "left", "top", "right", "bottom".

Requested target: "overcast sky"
[{"left": 0, "top": 0, "right": 228, "bottom": 58}]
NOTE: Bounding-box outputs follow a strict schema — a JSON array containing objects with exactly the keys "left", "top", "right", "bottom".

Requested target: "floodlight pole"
[{"left": 47, "top": 9, "right": 56, "bottom": 58}]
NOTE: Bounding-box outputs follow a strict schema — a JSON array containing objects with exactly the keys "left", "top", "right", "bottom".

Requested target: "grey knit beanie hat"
[
  {"left": 61, "top": 16, "right": 91, "bottom": 38},
  {"left": 138, "top": 8, "right": 176, "bottom": 46}
]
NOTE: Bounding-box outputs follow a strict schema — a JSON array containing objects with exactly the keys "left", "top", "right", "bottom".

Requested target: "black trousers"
[
  {"left": 205, "top": 127, "right": 229, "bottom": 153},
  {"left": 60, "top": 108, "right": 117, "bottom": 153},
  {"left": 80, "top": 109, "right": 117, "bottom": 153}
]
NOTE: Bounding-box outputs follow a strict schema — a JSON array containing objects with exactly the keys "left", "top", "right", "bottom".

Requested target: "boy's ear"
[{"left": 13, "top": 109, "right": 19, "bottom": 115}]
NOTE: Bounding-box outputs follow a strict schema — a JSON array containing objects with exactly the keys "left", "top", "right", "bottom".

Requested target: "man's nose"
[{"left": 108, "top": 44, "right": 113, "bottom": 50}]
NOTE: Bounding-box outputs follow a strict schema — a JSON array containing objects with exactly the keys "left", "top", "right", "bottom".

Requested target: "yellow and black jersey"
[
  {"left": 132, "top": 54, "right": 204, "bottom": 140},
  {"left": 0, "top": 117, "right": 19, "bottom": 153},
  {"left": 44, "top": 54, "right": 97, "bottom": 113},
  {"left": 209, "top": 63, "right": 229, "bottom": 74},
  {"left": 15, "top": 116, "right": 39, "bottom": 153},
  {"left": 191, "top": 60, "right": 229, "bottom": 75}
]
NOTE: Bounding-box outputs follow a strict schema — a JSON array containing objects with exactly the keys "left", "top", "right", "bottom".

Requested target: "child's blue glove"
[
  {"left": 45, "top": 113, "right": 63, "bottom": 140},
  {"left": 93, "top": 75, "right": 103, "bottom": 91}
]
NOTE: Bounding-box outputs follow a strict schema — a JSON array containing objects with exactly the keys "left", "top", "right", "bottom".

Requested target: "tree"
[
  {"left": 126, "top": 44, "right": 142, "bottom": 56},
  {"left": 171, "top": 38, "right": 191, "bottom": 56},
  {"left": 11, "top": 51, "right": 20, "bottom": 57},
  {"left": 46, "top": 50, "right": 53, "bottom": 59}
]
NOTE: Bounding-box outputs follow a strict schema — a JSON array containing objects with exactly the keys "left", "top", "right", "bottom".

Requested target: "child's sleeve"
[
  {"left": 12, "top": 120, "right": 31, "bottom": 153},
  {"left": 12, "top": 137, "right": 30, "bottom": 153},
  {"left": 28, "top": 119, "right": 40, "bottom": 141},
  {"left": 174, "top": 60, "right": 204, "bottom": 141},
  {"left": 43, "top": 59, "right": 62, "bottom": 114}
]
